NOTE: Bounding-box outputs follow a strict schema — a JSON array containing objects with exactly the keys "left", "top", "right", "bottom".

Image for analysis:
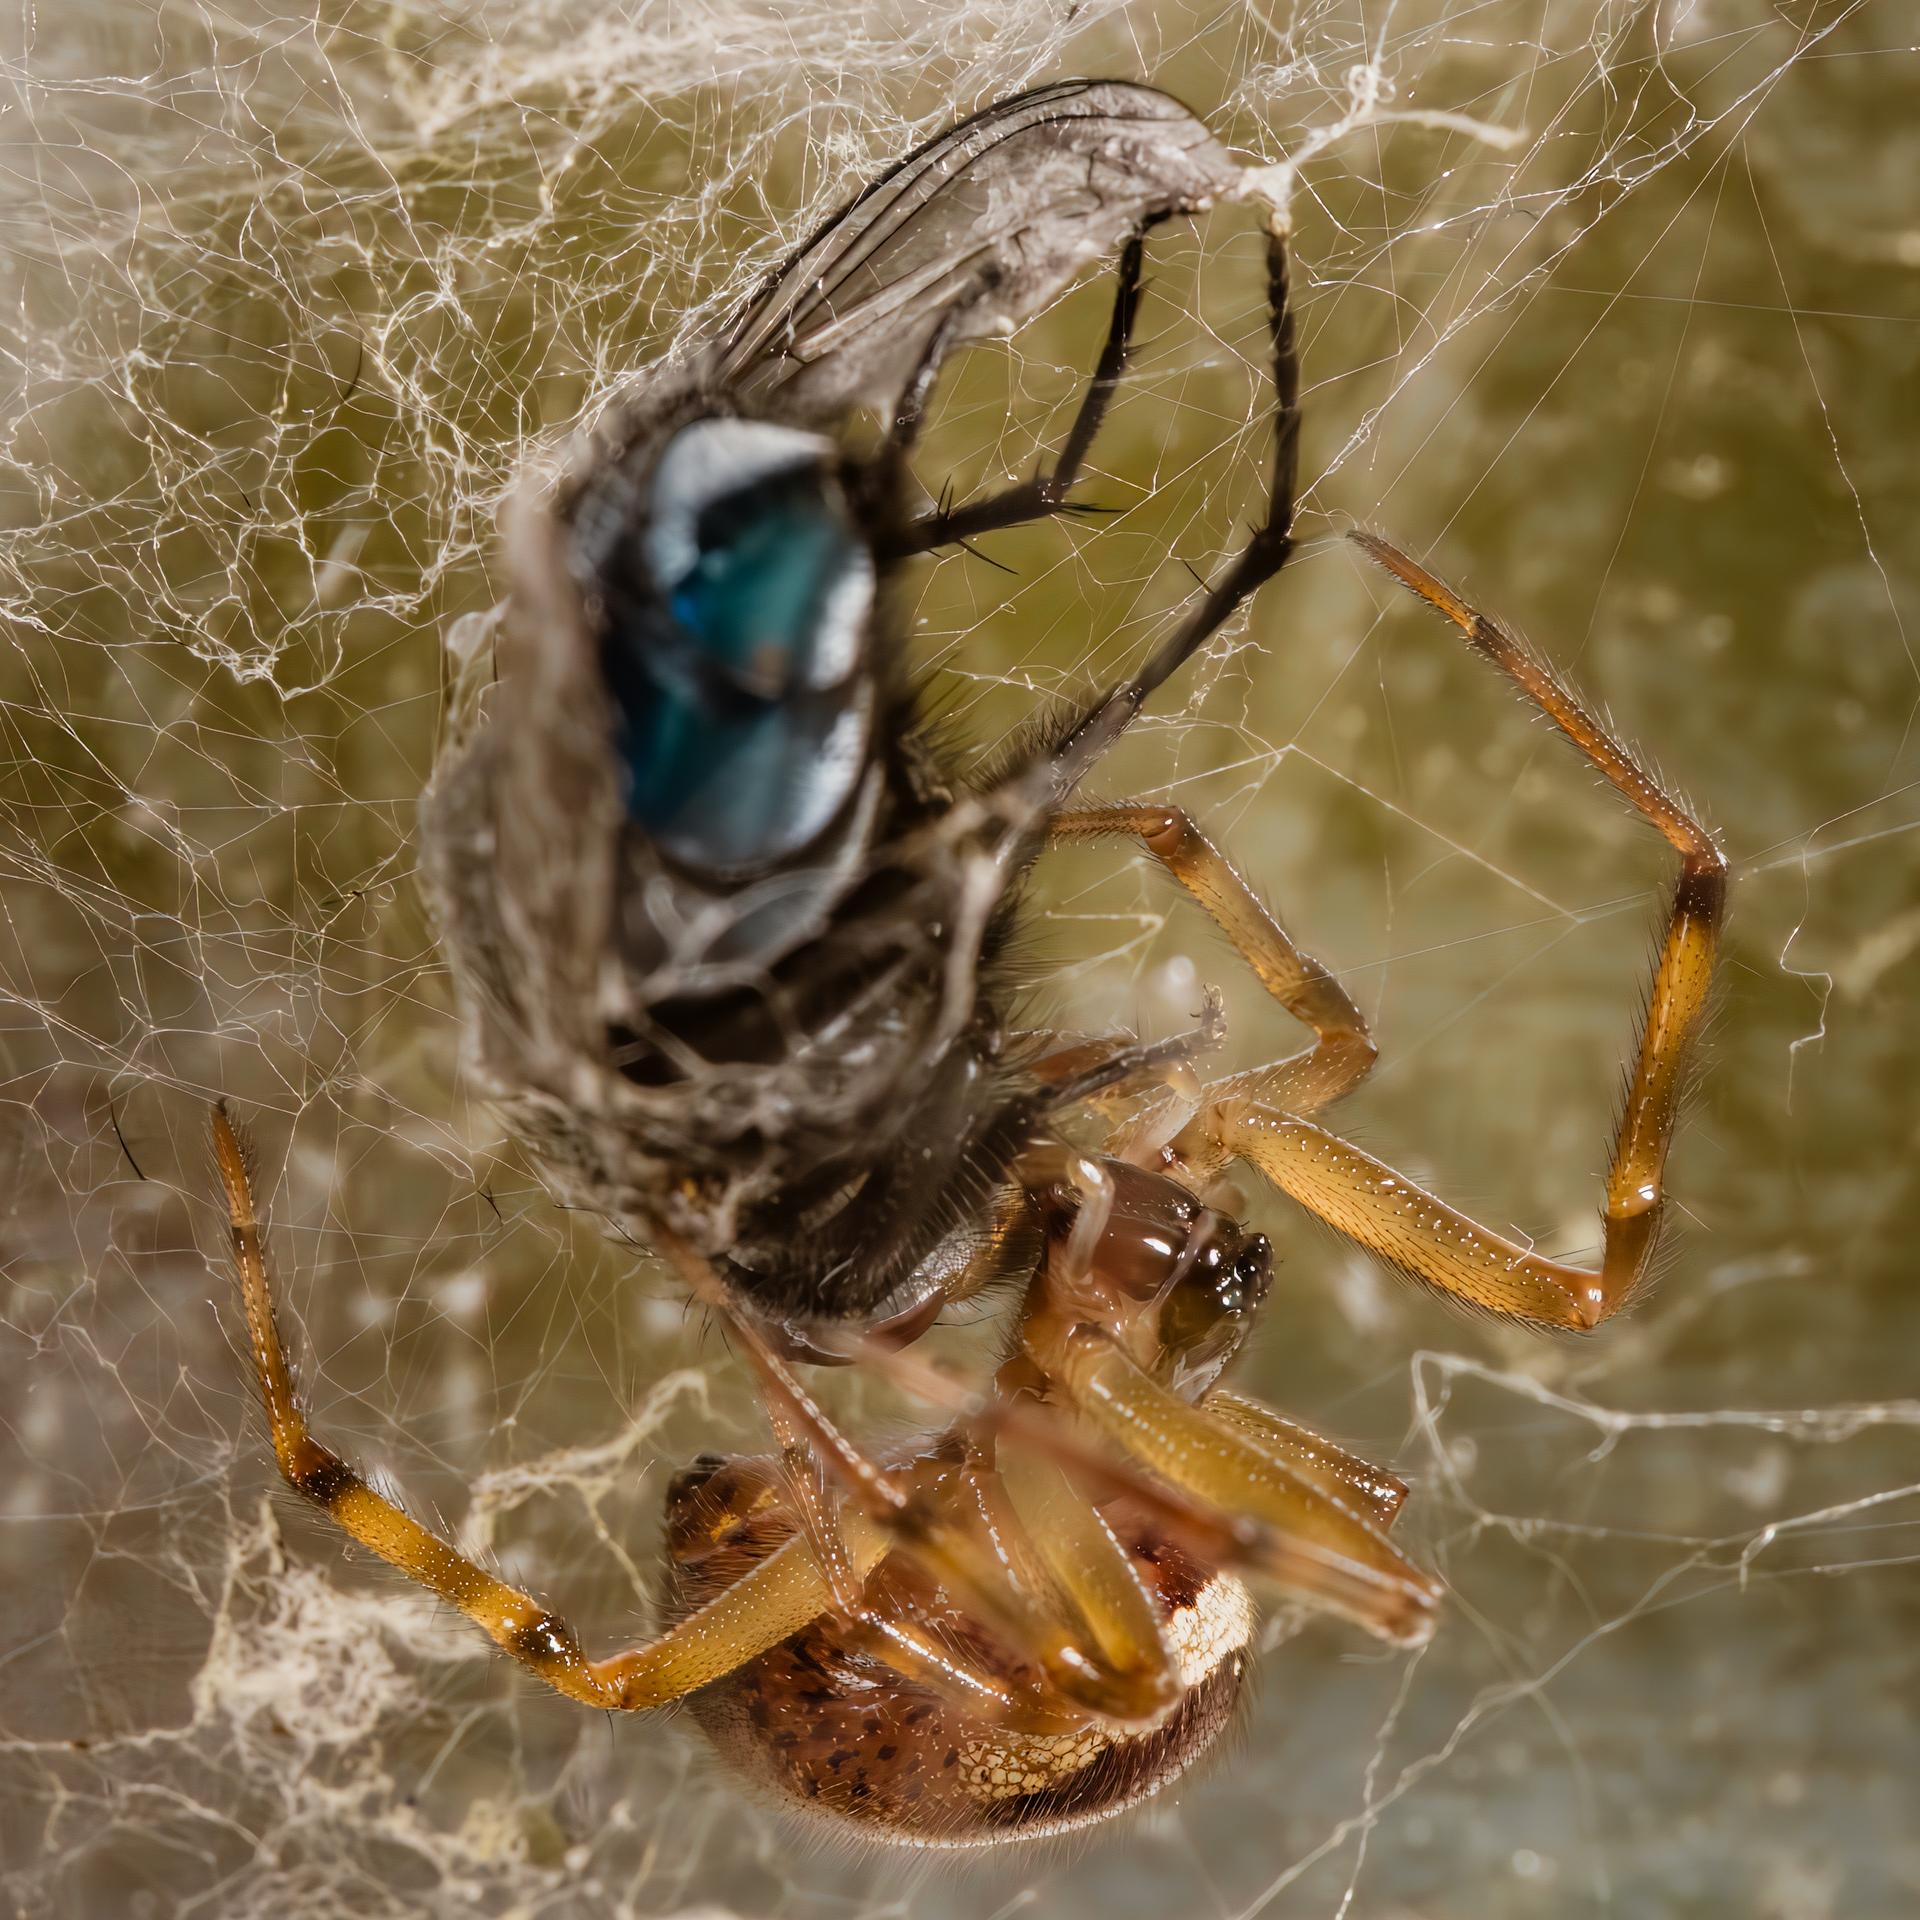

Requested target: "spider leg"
[
  {"left": 211, "top": 1102, "right": 870, "bottom": 1710},
  {"left": 217, "top": 1103, "right": 1119, "bottom": 1730},
  {"left": 956, "top": 1431, "right": 1185, "bottom": 1727},
  {"left": 1028, "top": 993, "right": 1225, "bottom": 1093},
  {"left": 1046, "top": 232, "right": 1300, "bottom": 793},
  {"left": 657, "top": 1220, "right": 1190, "bottom": 1730},
  {"left": 1028, "top": 1320, "right": 1440, "bottom": 1647},
  {"left": 1175, "top": 536, "right": 1726, "bottom": 1331},
  {"left": 1205, "top": 1388, "right": 1407, "bottom": 1530},
  {"left": 886, "top": 234, "right": 1149, "bottom": 560},
  {"left": 1049, "top": 805, "right": 1375, "bottom": 1120},
  {"left": 821, "top": 1294, "right": 1438, "bottom": 1682}
]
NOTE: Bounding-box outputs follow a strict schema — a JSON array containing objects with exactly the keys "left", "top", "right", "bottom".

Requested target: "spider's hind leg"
[
  {"left": 1048, "top": 803, "right": 1376, "bottom": 1128},
  {"left": 210, "top": 1103, "right": 860, "bottom": 1712}
]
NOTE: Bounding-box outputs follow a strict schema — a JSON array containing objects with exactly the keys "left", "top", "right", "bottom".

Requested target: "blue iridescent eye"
[{"left": 597, "top": 418, "right": 875, "bottom": 873}]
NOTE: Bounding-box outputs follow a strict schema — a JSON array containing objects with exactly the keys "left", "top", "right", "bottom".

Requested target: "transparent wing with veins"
[{"left": 703, "top": 79, "right": 1250, "bottom": 424}]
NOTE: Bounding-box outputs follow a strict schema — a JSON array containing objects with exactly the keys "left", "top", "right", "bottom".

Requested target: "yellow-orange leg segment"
[
  {"left": 1033, "top": 1323, "right": 1441, "bottom": 1647},
  {"left": 212, "top": 1102, "right": 874, "bottom": 1710},
  {"left": 1194, "top": 534, "right": 1725, "bottom": 1331},
  {"left": 964, "top": 1439, "right": 1184, "bottom": 1729},
  {"left": 1205, "top": 1388, "right": 1408, "bottom": 1530},
  {"left": 1049, "top": 805, "right": 1377, "bottom": 1119},
  {"left": 654, "top": 1218, "right": 1184, "bottom": 1730}
]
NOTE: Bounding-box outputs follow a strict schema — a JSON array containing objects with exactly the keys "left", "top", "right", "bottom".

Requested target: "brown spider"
[{"left": 213, "top": 531, "right": 1722, "bottom": 1840}]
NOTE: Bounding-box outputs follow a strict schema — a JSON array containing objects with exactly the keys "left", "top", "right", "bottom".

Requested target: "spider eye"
[
  {"left": 591, "top": 417, "right": 876, "bottom": 873},
  {"left": 1229, "top": 1234, "right": 1273, "bottom": 1312},
  {"left": 1155, "top": 1228, "right": 1272, "bottom": 1387}
]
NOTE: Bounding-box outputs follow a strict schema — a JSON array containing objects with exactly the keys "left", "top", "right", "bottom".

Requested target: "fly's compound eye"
[{"left": 589, "top": 417, "right": 877, "bottom": 875}]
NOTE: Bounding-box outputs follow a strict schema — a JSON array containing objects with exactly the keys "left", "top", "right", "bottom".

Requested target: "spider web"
[{"left": 4, "top": 2, "right": 1918, "bottom": 1915}]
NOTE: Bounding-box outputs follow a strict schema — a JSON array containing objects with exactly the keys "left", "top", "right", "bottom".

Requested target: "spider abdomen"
[{"left": 662, "top": 1454, "right": 1252, "bottom": 1847}]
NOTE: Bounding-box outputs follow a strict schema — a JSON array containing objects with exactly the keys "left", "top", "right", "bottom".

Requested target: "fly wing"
[{"left": 704, "top": 79, "right": 1248, "bottom": 423}]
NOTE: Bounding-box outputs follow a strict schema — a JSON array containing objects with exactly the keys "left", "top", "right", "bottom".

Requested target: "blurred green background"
[{"left": 2, "top": 2, "right": 1915, "bottom": 1915}]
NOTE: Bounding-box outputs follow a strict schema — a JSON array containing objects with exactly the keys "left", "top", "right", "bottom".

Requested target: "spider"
[
  {"left": 216, "top": 1084, "right": 1424, "bottom": 1846},
  {"left": 217, "top": 81, "right": 1725, "bottom": 1844}
]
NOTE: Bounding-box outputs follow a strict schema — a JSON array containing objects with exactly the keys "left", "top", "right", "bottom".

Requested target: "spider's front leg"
[
  {"left": 1176, "top": 536, "right": 1727, "bottom": 1330},
  {"left": 1048, "top": 803, "right": 1377, "bottom": 1123}
]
